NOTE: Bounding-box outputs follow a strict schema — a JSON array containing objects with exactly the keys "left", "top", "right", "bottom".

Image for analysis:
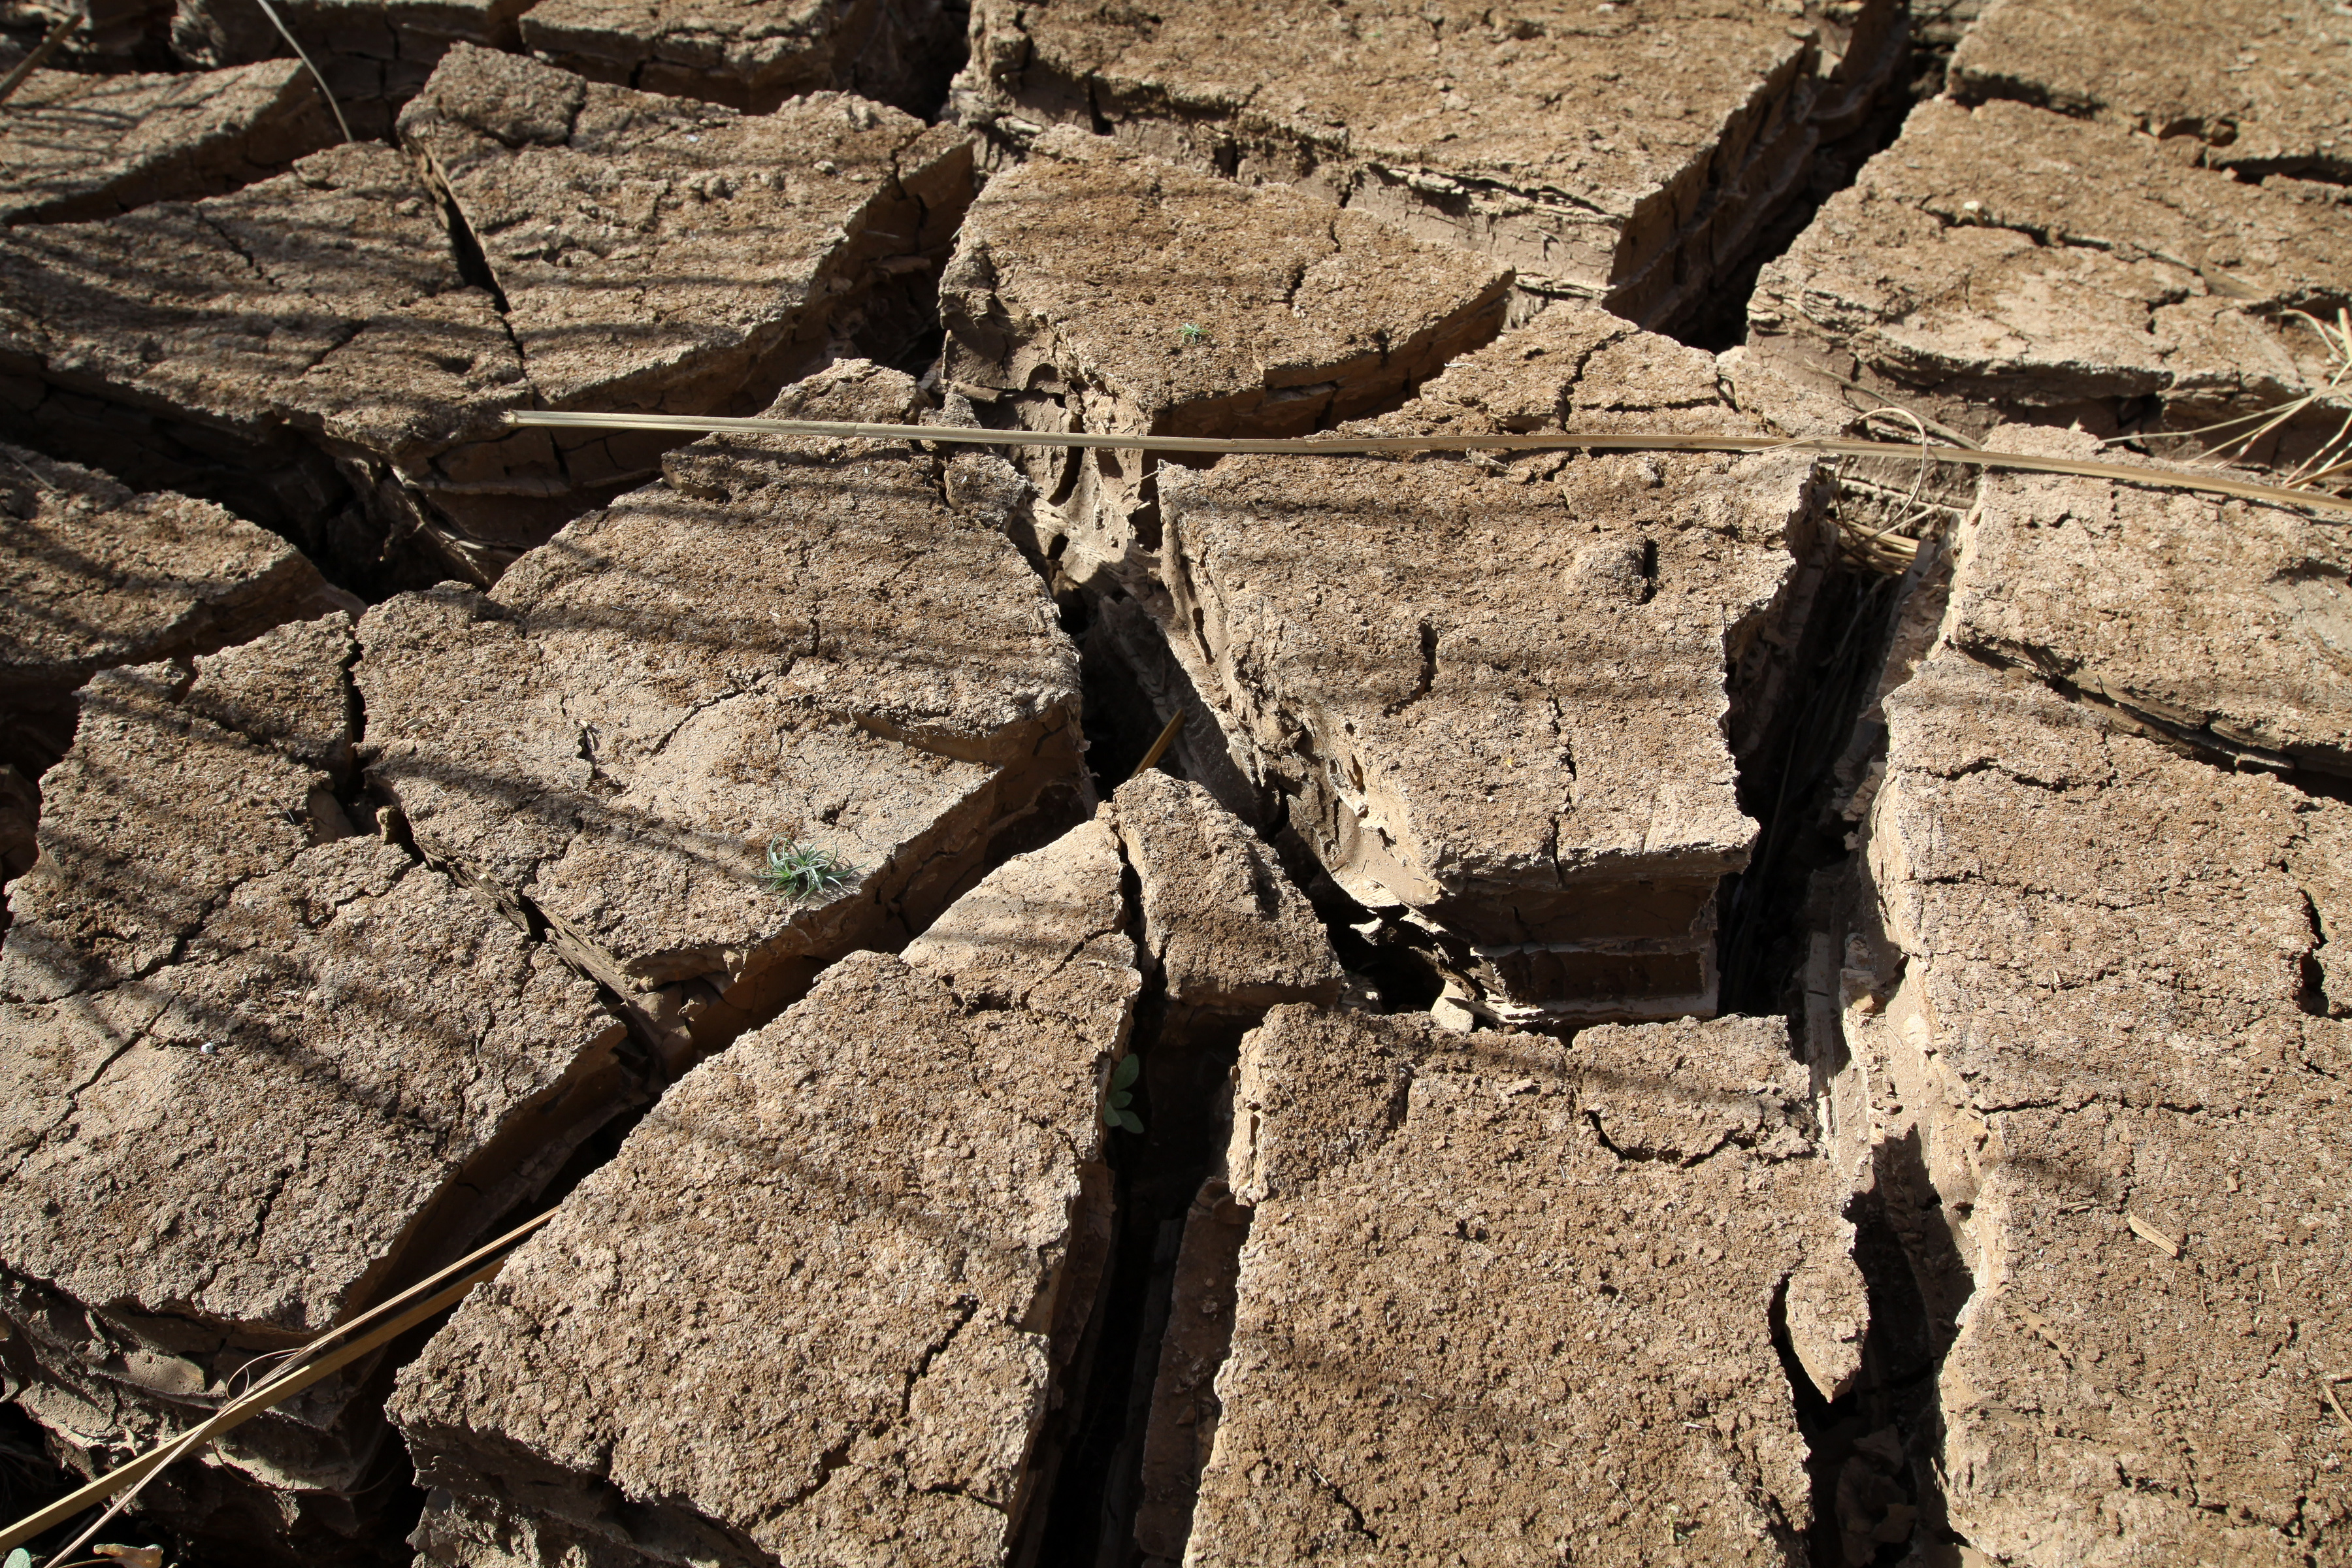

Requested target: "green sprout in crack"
[
  {"left": 1175, "top": 322, "right": 1209, "bottom": 349},
  {"left": 1105, "top": 1053, "right": 1144, "bottom": 1135},
  {"left": 761, "top": 837, "right": 857, "bottom": 902}
]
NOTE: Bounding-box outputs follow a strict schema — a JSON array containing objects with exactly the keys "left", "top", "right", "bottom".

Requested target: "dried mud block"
[
  {"left": 0, "top": 619, "right": 636, "bottom": 1566},
  {"left": 1748, "top": 98, "right": 2352, "bottom": 460},
  {"left": 169, "top": 0, "right": 534, "bottom": 139},
  {"left": 0, "top": 141, "right": 541, "bottom": 593},
  {"left": 1944, "top": 425, "right": 2352, "bottom": 777},
  {"left": 951, "top": 0, "right": 1906, "bottom": 330},
  {"left": 941, "top": 130, "right": 1511, "bottom": 592},
  {"left": 519, "top": 0, "right": 964, "bottom": 114},
  {"left": 358, "top": 362, "right": 1086, "bottom": 1066},
  {"left": 1146, "top": 1005, "right": 1861, "bottom": 1565},
  {"left": 394, "top": 815, "right": 1141, "bottom": 1567},
  {"left": 400, "top": 46, "right": 979, "bottom": 499},
  {"left": 1952, "top": 0, "right": 2352, "bottom": 182},
  {"left": 1149, "top": 305, "right": 1837, "bottom": 1024},
  {"left": 1838, "top": 650, "right": 2352, "bottom": 1566},
  {"left": 0, "top": 57, "right": 337, "bottom": 223},
  {"left": 0, "top": 443, "right": 355, "bottom": 782}
]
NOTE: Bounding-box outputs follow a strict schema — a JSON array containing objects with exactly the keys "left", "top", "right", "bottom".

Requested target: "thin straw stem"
[
  {"left": 0, "top": 5, "right": 83, "bottom": 107},
  {"left": 0, "top": 1210, "right": 555, "bottom": 1554},
  {"left": 249, "top": 0, "right": 350, "bottom": 142},
  {"left": 505, "top": 411, "right": 2352, "bottom": 517}
]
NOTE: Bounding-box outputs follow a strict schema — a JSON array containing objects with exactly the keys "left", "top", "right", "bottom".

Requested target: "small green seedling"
[
  {"left": 761, "top": 837, "right": 857, "bottom": 902},
  {"left": 1105, "top": 1054, "right": 1143, "bottom": 1134},
  {"left": 1175, "top": 323, "right": 1209, "bottom": 348}
]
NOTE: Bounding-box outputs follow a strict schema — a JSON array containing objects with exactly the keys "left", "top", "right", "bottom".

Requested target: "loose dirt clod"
[
  {"left": 941, "top": 128, "right": 1511, "bottom": 595},
  {"left": 0, "top": 142, "right": 533, "bottom": 592},
  {"left": 1942, "top": 425, "right": 2352, "bottom": 776},
  {"left": 1835, "top": 648, "right": 2351, "bottom": 1565},
  {"left": 1146, "top": 304, "right": 1839, "bottom": 1024},
  {"left": 395, "top": 815, "right": 1139, "bottom": 1568},
  {"left": 519, "top": 0, "right": 962, "bottom": 114},
  {"left": 1750, "top": 94, "right": 2352, "bottom": 472},
  {"left": 167, "top": 0, "right": 533, "bottom": 138},
  {"left": 400, "top": 46, "right": 977, "bottom": 470},
  {"left": 1950, "top": 0, "right": 2352, "bottom": 182}
]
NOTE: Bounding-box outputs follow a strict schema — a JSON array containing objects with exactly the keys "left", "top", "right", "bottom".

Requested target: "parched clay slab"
[
  {"left": 357, "top": 362, "right": 1086, "bottom": 1064},
  {"left": 519, "top": 0, "right": 962, "bottom": 114},
  {"left": 1944, "top": 425, "right": 2352, "bottom": 777},
  {"left": 0, "top": 141, "right": 537, "bottom": 593},
  {"left": 950, "top": 0, "right": 1906, "bottom": 329},
  {"left": 1149, "top": 304, "right": 1837, "bottom": 1024},
  {"left": 0, "top": 57, "right": 336, "bottom": 223},
  {"left": 1748, "top": 97, "right": 2351, "bottom": 450},
  {"left": 169, "top": 0, "right": 536, "bottom": 139},
  {"left": 0, "top": 442, "right": 355, "bottom": 781},
  {"left": 394, "top": 813, "right": 1141, "bottom": 1568},
  {"left": 941, "top": 129, "right": 1509, "bottom": 593},
  {"left": 0, "top": 53, "right": 973, "bottom": 591},
  {"left": 1842, "top": 650, "right": 2352, "bottom": 1566},
  {"left": 1151, "top": 1005, "right": 1862, "bottom": 1565},
  {"left": 0, "top": 618, "right": 635, "bottom": 1565},
  {"left": 1951, "top": 0, "right": 2352, "bottom": 182},
  {"left": 400, "top": 46, "right": 977, "bottom": 436}
]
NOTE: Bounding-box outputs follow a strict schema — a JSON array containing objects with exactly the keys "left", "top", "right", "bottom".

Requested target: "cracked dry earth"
[{"left": 0, "top": 2, "right": 2347, "bottom": 1566}]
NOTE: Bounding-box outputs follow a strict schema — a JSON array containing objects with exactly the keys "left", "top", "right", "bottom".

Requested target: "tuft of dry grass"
[{"left": 2168, "top": 306, "right": 2352, "bottom": 496}]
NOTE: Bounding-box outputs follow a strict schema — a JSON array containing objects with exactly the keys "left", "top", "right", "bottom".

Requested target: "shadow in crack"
[{"left": 1797, "top": 1137, "right": 1975, "bottom": 1568}]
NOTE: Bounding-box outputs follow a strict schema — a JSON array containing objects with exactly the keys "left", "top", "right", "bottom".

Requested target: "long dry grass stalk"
[
  {"left": 0, "top": 1211, "right": 555, "bottom": 1556},
  {"left": 248, "top": 0, "right": 349, "bottom": 142},
  {"left": 508, "top": 412, "right": 2352, "bottom": 518},
  {"left": 0, "top": 5, "right": 84, "bottom": 108}
]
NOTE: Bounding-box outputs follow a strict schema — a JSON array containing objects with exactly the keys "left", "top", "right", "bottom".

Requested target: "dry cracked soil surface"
[{"left": 0, "top": 2, "right": 2348, "bottom": 1566}]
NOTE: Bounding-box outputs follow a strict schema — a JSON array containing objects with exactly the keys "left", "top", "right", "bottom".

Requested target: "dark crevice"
[
  {"left": 0, "top": 1398, "right": 80, "bottom": 1563},
  {"left": 1957, "top": 642, "right": 2352, "bottom": 802},
  {"left": 1768, "top": 1272, "right": 1845, "bottom": 1565},
  {"left": 1674, "top": 12, "right": 1927, "bottom": 353},
  {"left": 1070, "top": 593, "right": 1173, "bottom": 796},
  {"left": 2298, "top": 890, "right": 2334, "bottom": 1017},
  {"left": 1719, "top": 563, "right": 1905, "bottom": 1017},
  {"left": 1030, "top": 835, "right": 1271, "bottom": 1565},
  {"left": 434, "top": 184, "right": 509, "bottom": 316}
]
